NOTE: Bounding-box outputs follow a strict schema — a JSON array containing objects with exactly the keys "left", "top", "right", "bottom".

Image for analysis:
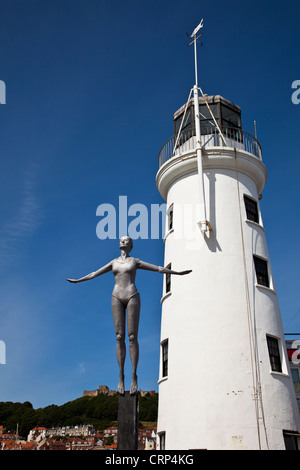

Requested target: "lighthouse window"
[
  {"left": 244, "top": 195, "right": 259, "bottom": 223},
  {"left": 253, "top": 255, "right": 269, "bottom": 288},
  {"left": 168, "top": 204, "right": 173, "bottom": 231},
  {"left": 165, "top": 263, "right": 171, "bottom": 293},
  {"left": 162, "top": 340, "right": 168, "bottom": 377},
  {"left": 283, "top": 431, "right": 299, "bottom": 450},
  {"left": 267, "top": 336, "right": 282, "bottom": 373}
]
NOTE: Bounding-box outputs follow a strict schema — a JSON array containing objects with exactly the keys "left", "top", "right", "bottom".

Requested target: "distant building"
[
  {"left": 65, "top": 437, "right": 96, "bottom": 450},
  {"left": 145, "top": 436, "right": 156, "bottom": 451},
  {"left": 103, "top": 426, "right": 118, "bottom": 444},
  {"left": 27, "top": 427, "right": 47, "bottom": 442},
  {"left": 46, "top": 424, "right": 95, "bottom": 438},
  {"left": 286, "top": 339, "right": 300, "bottom": 414},
  {"left": 139, "top": 390, "right": 156, "bottom": 397},
  {"left": 83, "top": 385, "right": 117, "bottom": 397},
  {"left": 102, "top": 425, "right": 157, "bottom": 450},
  {"left": 139, "top": 427, "right": 157, "bottom": 450},
  {"left": 22, "top": 442, "right": 37, "bottom": 450},
  {"left": 47, "top": 440, "right": 66, "bottom": 451},
  {"left": 82, "top": 385, "right": 155, "bottom": 398}
]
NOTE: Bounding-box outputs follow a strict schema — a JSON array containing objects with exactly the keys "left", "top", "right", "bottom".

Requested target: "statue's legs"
[
  {"left": 112, "top": 296, "right": 126, "bottom": 394},
  {"left": 127, "top": 293, "right": 140, "bottom": 394}
]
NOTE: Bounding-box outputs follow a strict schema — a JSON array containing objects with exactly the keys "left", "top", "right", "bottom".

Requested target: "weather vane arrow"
[
  {"left": 187, "top": 18, "right": 204, "bottom": 47},
  {"left": 191, "top": 18, "right": 203, "bottom": 37}
]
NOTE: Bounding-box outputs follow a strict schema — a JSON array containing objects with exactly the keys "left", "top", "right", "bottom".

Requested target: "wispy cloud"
[
  {"left": 0, "top": 161, "right": 44, "bottom": 267},
  {"left": 78, "top": 362, "right": 86, "bottom": 374}
]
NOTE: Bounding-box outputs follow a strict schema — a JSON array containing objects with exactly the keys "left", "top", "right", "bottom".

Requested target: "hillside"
[{"left": 0, "top": 393, "right": 158, "bottom": 438}]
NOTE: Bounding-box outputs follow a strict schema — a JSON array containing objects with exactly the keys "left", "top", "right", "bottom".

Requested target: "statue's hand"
[
  {"left": 179, "top": 270, "right": 192, "bottom": 275},
  {"left": 66, "top": 278, "right": 79, "bottom": 283}
]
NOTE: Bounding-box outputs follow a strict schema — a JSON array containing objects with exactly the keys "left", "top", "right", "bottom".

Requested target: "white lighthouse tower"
[{"left": 156, "top": 21, "right": 300, "bottom": 450}]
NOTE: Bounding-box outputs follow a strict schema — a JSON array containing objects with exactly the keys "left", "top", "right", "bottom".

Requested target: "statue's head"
[{"left": 119, "top": 236, "right": 133, "bottom": 253}]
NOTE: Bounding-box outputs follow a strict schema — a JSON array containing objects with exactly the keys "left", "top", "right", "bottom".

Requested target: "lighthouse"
[{"left": 155, "top": 21, "right": 300, "bottom": 450}]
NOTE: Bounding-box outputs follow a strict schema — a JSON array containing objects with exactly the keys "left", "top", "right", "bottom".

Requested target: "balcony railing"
[{"left": 158, "top": 127, "right": 262, "bottom": 168}]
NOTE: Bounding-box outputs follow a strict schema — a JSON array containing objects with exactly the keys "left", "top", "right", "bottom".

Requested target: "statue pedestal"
[{"left": 117, "top": 392, "right": 139, "bottom": 450}]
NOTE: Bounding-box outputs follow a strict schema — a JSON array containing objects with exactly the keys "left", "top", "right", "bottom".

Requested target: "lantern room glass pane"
[
  {"left": 199, "top": 103, "right": 219, "bottom": 135},
  {"left": 199, "top": 103, "right": 218, "bottom": 121},
  {"left": 174, "top": 107, "right": 193, "bottom": 143},
  {"left": 221, "top": 105, "right": 241, "bottom": 128}
]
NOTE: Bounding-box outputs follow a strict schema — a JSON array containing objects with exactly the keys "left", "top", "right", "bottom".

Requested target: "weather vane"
[
  {"left": 187, "top": 18, "right": 204, "bottom": 43},
  {"left": 186, "top": 18, "right": 204, "bottom": 87}
]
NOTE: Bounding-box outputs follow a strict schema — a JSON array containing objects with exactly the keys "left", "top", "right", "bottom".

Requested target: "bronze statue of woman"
[{"left": 66, "top": 236, "right": 191, "bottom": 395}]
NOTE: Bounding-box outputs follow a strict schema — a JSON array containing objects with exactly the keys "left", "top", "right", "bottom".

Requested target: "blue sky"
[{"left": 0, "top": 0, "right": 299, "bottom": 409}]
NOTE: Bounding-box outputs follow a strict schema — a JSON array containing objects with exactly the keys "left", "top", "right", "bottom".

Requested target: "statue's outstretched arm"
[
  {"left": 137, "top": 260, "right": 192, "bottom": 275},
  {"left": 66, "top": 261, "right": 113, "bottom": 283}
]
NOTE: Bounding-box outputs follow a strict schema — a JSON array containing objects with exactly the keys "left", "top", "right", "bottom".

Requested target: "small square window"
[
  {"left": 267, "top": 336, "right": 282, "bottom": 372},
  {"left": 165, "top": 263, "right": 171, "bottom": 293},
  {"left": 254, "top": 255, "right": 269, "bottom": 288},
  {"left": 244, "top": 195, "right": 259, "bottom": 223}
]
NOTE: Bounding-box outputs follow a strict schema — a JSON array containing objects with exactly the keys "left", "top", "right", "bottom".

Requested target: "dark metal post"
[{"left": 117, "top": 392, "right": 139, "bottom": 450}]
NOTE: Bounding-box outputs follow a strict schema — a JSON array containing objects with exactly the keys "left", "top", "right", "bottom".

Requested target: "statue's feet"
[
  {"left": 130, "top": 374, "right": 138, "bottom": 395},
  {"left": 118, "top": 377, "right": 125, "bottom": 395}
]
